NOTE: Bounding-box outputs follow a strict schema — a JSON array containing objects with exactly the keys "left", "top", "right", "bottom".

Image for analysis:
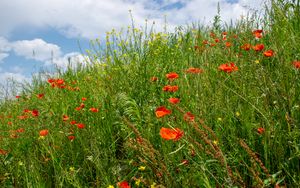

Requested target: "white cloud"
[
  {"left": 0, "top": 37, "right": 11, "bottom": 62},
  {"left": 45, "top": 52, "right": 89, "bottom": 69},
  {"left": 0, "top": 0, "right": 264, "bottom": 39},
  {"left": 11, "top": 39, "right": 62, "bottom": 61},
  {"left": 0, "top": 53, "right": 9, "bottom": 62}
]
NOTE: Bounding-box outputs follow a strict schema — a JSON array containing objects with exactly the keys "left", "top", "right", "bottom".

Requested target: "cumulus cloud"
[
  {"left": 45, "top": 52, "right": 89, "bottom": 69},
  {"left": 0, "top": 0, "right": 264, "bottom": 39},
  {"left": 11, "top": 39, "right": 62, "bottom": 61}
]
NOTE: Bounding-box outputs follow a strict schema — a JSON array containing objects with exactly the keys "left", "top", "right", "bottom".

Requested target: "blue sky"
[{"left": 0, "top": 0, "right": 263, "bottom": 94}]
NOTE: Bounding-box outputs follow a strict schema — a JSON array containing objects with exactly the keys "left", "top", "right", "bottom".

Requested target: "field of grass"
[{"left": 0, "top": 0, "right": 299, "bottom": 187}]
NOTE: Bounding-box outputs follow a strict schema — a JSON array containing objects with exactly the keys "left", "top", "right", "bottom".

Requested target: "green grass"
[{"left": 1, "top": 0, "right": 300, "bottom": 187}]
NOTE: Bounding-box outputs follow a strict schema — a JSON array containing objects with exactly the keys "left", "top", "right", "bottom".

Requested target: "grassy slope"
[{"left": 0, "top": 0, "right": 300, "bottom": 187}]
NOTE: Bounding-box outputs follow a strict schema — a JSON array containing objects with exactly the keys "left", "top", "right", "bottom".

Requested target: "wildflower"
[
  {"left": 202, "top": 40, "right": 209, "bottom": 45},
  {"left": 81, "top": 97, "right": 87, "bottom": 101},
  {"left": 160, "top": 127, "right": 184, "bottom": 141},
  {"left": 31, "top": 109, "right": 39, "bottom": 117},
  {"left": 150, "top": 183, "right": 157, "bottom": 188},
  {"left": 155, "top": 106, "right": 172, "bottom": 118},
  {"left": 138, "top": 166, "right": 146, "bottom": 171},
  {"left": 213, "top": 140, "right": 219, "bottom": 145},
  {"left": 293, "top": 61, "right": 300, "bottom": 69},
  {"left": 166, "top": 72, "right": 179, "bottom": 80},
  {"left": 257, "top": 127, "right": 265, "bottom": 134},
  {"left": 37, "top": 93, "right": 44, "bottom": 99},
  {"left": 16, "top": 95, "right": 21, "bottom": 99},
  {"left": 18, "top": 115, "right": 28, "bottom": 120},
  {"left": 252, "top": 44, "right": 264, "bottom": 51},
  {"left": 70, "top": 120, "right": 77, "bottom": 125},
  {"left": 77, "top": 123, "right": 85, "bottom": 129},
  {"left": 162, "top": 85, "right": 178, "bottom": 92},
  {"left": 241, "top": 43, "right": 251, "bottom": 51},
  {"left": 24, "top": 109, "right": 31, "bottom": 113},
  {"left": 56, "top": 79, "right": 64, "bottom": 85},
  {"left": 89, "top": 108, "right": 99, "bottom": 112},
  {"left": 80, "top": 103, "right": 85, "bottom": 108},
  {"left": 168, "top": 97, "right": 180, "bottom": 104},
  {"left": 107, "top": 185, "right": 115, "bottom": 188},
  {"left": 16, "top": 128, "right": 25, "bottom": 133},
  {"left": 217, "top": 117, "right": 222, "bottom": 122},
  {"left": 186, "top": 67, "right": 203, "bottom": 74},
  {"left": 263, "top": 49, "right": 274, "bottom": 57},
  {"left": 225, "top": 42, "right": 232, "bottom": 47},
  {"left": 75, "top": 107, "right": 82, "bottom": 111},
  {"left": 39, "top": 129, "right": 49, "bottom": 137},
  {"left": 117, "top": 181, "right": 130, "bottom": 188},
  {"left": 69, "top": 166, "right": 75, "bottom": 172},
  {"left": 253, "top": 29, "right": 263, "bottom": 39},
  {"left": 63, "top": 115, "right": 69, "bottom": 121},
  {"left": 150, "top": 76, "right": 158, "bottom": 82},
  {"left": 214, "top": 38, "right": 220, "bottom": 43},
  {"left": 0, "top": 149, "right": 8, "bottom": 155},
  {"left": 68, "top": 135, "right": 75, "bottom": 141},
  {"left": 255, "top": 60, "right": 260, "bottom": 64},
  {"left": 184, "top": 112, "right": 195, "bottom": 122},
  {"left": 235, "top": 112, "right": 240, "bottom": 117},
  {"left": 218, "top": 63, "right": 238, "bottom": 73},
  {"left": 135, "top": 179, "right": 141, "bottom": 186}
]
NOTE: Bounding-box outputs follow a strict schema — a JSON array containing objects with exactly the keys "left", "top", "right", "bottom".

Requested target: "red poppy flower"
[
  {"left": 63, "top": 115, "right": 69, "bottom": 121},
  {"left": 222, "top": 31, "right": 227, "bottom": 36},
  {"left": 168, "top": 98, "right": 180, "bottom": 104},
  {"left": 160, "top": 127, "right": 184, "bottom": 141},
  {"left": 117, "top": 181, "right": 131, "bottom": 188},
  {"left": 155, "top": 106, "right": 172, "bottom": 118},
  {"left": 186, "top": 67, "right": 203, "bottom": 74},
  {"left": 75, "top": 107, "right": 82, "bottom": 111},
  {"left": 241, "top": 43, "right": 251, "bottom": 51},
  {"left": 252, "top": 44, "right": 264, "bottom": 51},
  {"left": 80, "top": 103, "right": 85, "bottom": 108},
  {"left": 24, "top": 109, "right": 31, "bottom": 113},
  {"left": 293, "top": 61, "right": 300, "bottom": 69},
  {"left": 81, "top": 97, "right": 87, "bottom": 101},
  {"left": 15, "top": 95, "right": 21, "bottom": 99},
  {"left": 89, "top": 108, "right": 99, "bottom": 112},
  {"left": 39, "top": 129, "right": 49, "bottom": 136},
  {"left": 68, "top": 135, "right": 75, "bottom": 141},
  {"left": 218, "top": 63, "right": 238, "bottom": 73},
  {"left": 263, "top": 49, "right": 274, "bottom": 57},
  {"left": 253, "top": 29, "right": 263, "bottom": 39},
  {"left": 18, "top": 115, "right": 28, "bottom": 120},
  {"left": 77, "top": 123, "right": 85, "bottom": 129},
  {"left": 202, "top": 40, "right": 209, "bottom": 45},
  {"left": 31, "top": 109, "right": 39, "bottom": 117},
  {"left": 56, "top": 79, "right": 64, "bottom": 85},
  {"left": 214, "top": 38, "right": 220, "bottom": 43},
  {"left": 163, "top": 85, "right": 178, "bottom": 92},
  {"left": 70, "top": 120, "right": 77, "bottom": 125},
  {"left": 16, "top": 128, "right": 25, "bottom": 133},
  {"left": 184, "top": 112, "right": 195, "bottom": 122},
  {"left": 166, "top": 72, "right": 179, "bottom": 80},
  {"left": 225, "top": 42, "right": 232, "bottom": 47},
  {"left": 37, "top": 93, "right": 44, "bottom": 99},
  {"left": 257, "top": 127, "right": 265, "bottom": 134},
  {"left": 48, "top": 78, "right": 55, "bottom": 83},
  {"left": 151, "top": 76, "right": 158, "bottom": 82},
  {"left": 0, "top": 149, "right": 8, "bottom": 155}
]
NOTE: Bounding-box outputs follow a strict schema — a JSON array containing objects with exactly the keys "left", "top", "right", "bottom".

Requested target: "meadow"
[{"left": 0, "top": 0, "right": 299, "bottom": 187}]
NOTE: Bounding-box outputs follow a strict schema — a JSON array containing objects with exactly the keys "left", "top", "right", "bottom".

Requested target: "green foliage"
[{"left": 0, "top": 0, "right": 300, "bottom": 187}]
